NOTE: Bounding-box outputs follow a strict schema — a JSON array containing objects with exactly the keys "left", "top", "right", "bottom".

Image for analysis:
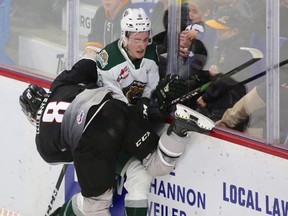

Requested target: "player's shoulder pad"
[{"left": 96, "top": 40, "right": 125, "bottom": 70}]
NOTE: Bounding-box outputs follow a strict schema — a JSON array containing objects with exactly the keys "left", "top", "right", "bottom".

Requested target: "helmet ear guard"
[
  {"left": 120, "top": 8, "right": 152, "bottom": 44},
  {"left": 19, "top": 84, "right": 47, "bottom": 126}
]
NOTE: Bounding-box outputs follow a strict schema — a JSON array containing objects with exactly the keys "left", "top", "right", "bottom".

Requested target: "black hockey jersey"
[{"left": 35, "top": 59, "right": 98, "bottom": 163}]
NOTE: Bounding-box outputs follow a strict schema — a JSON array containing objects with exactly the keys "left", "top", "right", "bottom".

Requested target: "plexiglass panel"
[
  {"left": 167, "top": 0, "right": 287, "bottom": 146},
  {"left": 0, "top": 0, "right": 287, "bottom": 147},
  {"left": 2, "top": 0, "right": 68, "bottom": 77}
]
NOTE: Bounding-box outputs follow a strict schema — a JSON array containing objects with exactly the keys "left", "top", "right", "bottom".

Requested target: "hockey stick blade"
[
  {"left": 168, "top": 47, "right": 263, "bottom": 107},
  {"left": 45, "top": 164, "right": 68, "bottom": 216}
]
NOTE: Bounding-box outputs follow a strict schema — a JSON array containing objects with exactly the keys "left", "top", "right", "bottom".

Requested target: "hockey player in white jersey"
[
  {"left": 96, "top": 8, "right": 159, "bottom": 105},
  {"left": 95, "top": 8, "right": 188, "bottom": 215},
  {"left": 96, "top": 8, "right": 164, "bottom": 214}
]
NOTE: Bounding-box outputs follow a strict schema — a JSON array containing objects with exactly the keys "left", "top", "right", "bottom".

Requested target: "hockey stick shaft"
[
  {"left": 232, "top": 58, "right": 288, "bottom": 87},
  {"left": 45, "top": 164, "right": 68, "bottom": 216},
  {"left": 167, "top": 47, "right": 263, "bottom": 107}
]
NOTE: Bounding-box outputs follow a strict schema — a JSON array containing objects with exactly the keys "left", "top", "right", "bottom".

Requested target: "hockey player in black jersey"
[{"left": 19, "top": 57, "right": 214, "bottom": 215}]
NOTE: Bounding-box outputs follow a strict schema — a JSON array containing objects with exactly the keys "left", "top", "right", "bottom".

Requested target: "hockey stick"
[
  {"left": 164, "top": 47, "right": 263, "bottom": 108},
  {"left": 237, "top": 59, "right": 288, "bottom": 86},
  {"left": 45, "top": 164, "right": 68, "bottom": 216},
  {"left": 220, "top": 58, "right": 288, "bottom": 92}
]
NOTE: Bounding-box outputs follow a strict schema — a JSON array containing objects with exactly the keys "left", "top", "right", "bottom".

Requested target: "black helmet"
[{"left": 19, "top": 84, "right": 47, "bottom": 126}]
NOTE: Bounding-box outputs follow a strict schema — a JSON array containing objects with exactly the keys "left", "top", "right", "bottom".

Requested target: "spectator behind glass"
[
  {"left": 212, "top": 0, "right": 253, "bottom": 21},
  {"left": 204, "top": 5, "right": 251, "bottom": 79},
  {"left": 192, "top": 5, "right": 249, "bottom": 130},
  {"left": 216, "top": 41, "right": 288, "bottom": 143},
  {"left": 83, "top": 0, "right": 132, "bottom": 59},
  {"left": 150, "top": 0, "right": 169, "bottom": 37},
  {"left": 177, "top": 0, "right": 216, "bottom": 109},
  {"left": 179, "top": 0, "right": 214, "bottom": 78},
  {"left": 152, "top": 3, "right": 191, "bottom": 78},
  {"left": 182, "top": 0, "right": 214, "bottom": 42}
]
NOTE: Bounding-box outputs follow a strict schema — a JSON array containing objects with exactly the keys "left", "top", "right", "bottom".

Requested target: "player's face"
[
  {"left": 126, "top": 32, "right": 150, "bottom": 59},
  {"left": 102, "top": 0, "right": 120, "bottom": 12}
]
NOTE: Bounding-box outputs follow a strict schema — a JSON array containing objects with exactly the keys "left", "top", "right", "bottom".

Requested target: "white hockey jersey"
[{"left": 96, "top": 39, "right": 160, "bottom": 104}]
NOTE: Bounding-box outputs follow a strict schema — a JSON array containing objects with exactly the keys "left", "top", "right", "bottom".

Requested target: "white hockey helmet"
[{"left": 121, "top": 8, "right": 152, "bottom": 44}]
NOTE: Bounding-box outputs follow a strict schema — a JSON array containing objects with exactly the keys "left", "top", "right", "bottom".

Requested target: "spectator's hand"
[
  {"left": 186, "top": 29, "right": 199, "bottom": 41},
  {"left": 209, "top": 65, "right": 219, "bottom": 77},
  {"left": 179, "top": 45, "right": 189, "bottom": 58},
  {"left": 179, "top": 31, "right": 192, "bottom": 59},
  {"left": 180, "top": 31, "right": 190, "bottom": 48},
  {"left": 196, "top": 96, "right": 207, "bottom": 108}
]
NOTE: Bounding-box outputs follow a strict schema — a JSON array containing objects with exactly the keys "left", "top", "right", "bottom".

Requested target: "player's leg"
[
  {"left": 56, "top": 97, "right": 129, "bottom": 215},
  {"left": 121, "top": 124, "right": 171, "bottom": 216},
  {"left": 120, "top": 107, "right": 162, "bottom": 216},
  {"left": 121, "top": 158, "right": 152, "bottom": 216},
  {"left": 57, "top": 190, "right": 113, "bottom": 216},
  {"left": 122, "top": 104, "right": 215, "bottom": 216},
  {"left": 145, "top": 104, "right": 215, "bottom": 176}
]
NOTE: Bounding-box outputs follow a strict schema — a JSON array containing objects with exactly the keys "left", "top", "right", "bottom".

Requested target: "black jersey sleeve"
[{"left": 50, "top": 59, "right": 98, "bottom": 91}]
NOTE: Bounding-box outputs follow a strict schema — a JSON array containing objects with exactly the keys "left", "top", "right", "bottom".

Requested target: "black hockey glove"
[
  {"left": 152, "top": 74, "right": 187, "bottom": 108},
  {"left": 134, "top": 97, "right": 171, "bottom": 123}
]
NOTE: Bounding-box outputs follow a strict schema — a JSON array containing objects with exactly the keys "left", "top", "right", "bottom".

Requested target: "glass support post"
[
  {"left": 66, "top": 0, "right": 79, "bottom": 70},
  {"left": 266, "top": 0, "right": 280, "bottom": 144}
]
